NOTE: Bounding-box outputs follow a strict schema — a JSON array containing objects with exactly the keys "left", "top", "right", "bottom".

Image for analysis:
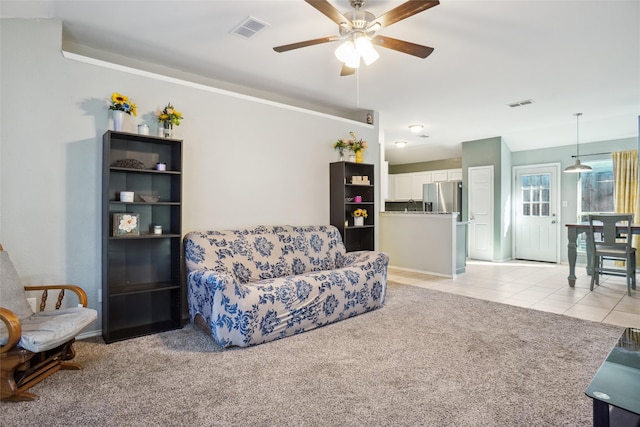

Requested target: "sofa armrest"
[
  {"left": 0, "top": 307, "right": 22, "bottom": 354},
  {"left": 340, "top": 250, "right": 389, "bottom": 270},
  {"left": 23, "top": 285, "right": 89, "bottom": 310}
]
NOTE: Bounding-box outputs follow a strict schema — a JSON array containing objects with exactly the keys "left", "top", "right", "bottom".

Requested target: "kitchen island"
[{"left": 379, "top": 212, "right": 466, "bottom": 277}]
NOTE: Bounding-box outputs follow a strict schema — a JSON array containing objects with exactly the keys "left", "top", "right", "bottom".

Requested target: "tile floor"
[{"left": 388, "top": 259, "right": 640, "bottom": 328}]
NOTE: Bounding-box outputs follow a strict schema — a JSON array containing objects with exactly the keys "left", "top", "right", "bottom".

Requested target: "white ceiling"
[{"left": 2, "top": 0, "right": 639, "bottom": 164}]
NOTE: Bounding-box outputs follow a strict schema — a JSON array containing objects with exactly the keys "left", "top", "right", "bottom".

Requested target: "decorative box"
[{"left": 351, "top": 176, "right": 371, "bottom": 185}]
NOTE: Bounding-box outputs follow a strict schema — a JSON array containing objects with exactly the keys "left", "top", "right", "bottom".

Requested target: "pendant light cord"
[
  {"left": 575, "top": 112, "right": 582, "bottom": 159},
  {"left": 356, "top": 67, "right": 360, "bottom": 108}
]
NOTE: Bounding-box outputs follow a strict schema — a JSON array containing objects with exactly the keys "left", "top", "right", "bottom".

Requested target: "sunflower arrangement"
[
  {"left": 352, "top": 208, "right": 368, "bottom": 218},
  {"left": 156, "top": 103, "right": 184, "bottom": 128},
  {"left": 109, "top": 92, "right": 137, "bottom": 116}
]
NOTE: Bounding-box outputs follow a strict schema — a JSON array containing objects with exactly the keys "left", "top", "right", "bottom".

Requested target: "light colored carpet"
[{"left": 1, "top": 282, "right": 623, "bottom": 426}]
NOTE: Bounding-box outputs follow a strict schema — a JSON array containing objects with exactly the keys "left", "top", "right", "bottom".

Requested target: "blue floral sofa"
[{"left": 184, "top": 225, "right": 389, "bottom": 348}]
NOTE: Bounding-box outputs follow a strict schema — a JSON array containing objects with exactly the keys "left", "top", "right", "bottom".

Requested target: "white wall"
[{"left": 0, "top": 19, "right": 379, "bottom": 335}]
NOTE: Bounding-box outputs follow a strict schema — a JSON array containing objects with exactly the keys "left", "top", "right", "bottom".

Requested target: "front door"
[{"left": 513, "top": 164, "right": 561, "bottom": 263}]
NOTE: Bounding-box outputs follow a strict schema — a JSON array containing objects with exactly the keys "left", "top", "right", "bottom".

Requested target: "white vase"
[
  {"left": 354, "top": 216, "right": 364, "bottom": 227},
  {"left": 112, "top": 110, "right": 124, "bottom": 131},
  {"left": 162, "top": 123, "right": 173, "bottom": 138}
]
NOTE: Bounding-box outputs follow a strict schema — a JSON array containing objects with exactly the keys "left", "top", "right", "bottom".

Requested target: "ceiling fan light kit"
[
  {"left": 564, "top": 112, "right": 592, "bottom": 174},
  {"left": 274, "top": 0, "right": 440, "bottom": 75}
]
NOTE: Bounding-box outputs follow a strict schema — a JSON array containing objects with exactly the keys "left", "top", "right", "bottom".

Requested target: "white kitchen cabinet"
[
  {"left": 448, "top": 169, "right": 463, "bottom": 181},
  {"left": 386, "top": 174, "right": 396, "bottom": 200},
  {"left": 432, "top": 170, "right": 449, "bottom": 182},
  {"left": 393, "top": 174, "right": 414, "bottom": 200},
  {"left": 410, "top": 172, "right": 432, "bottom": 199},
  {"left": 389, "top": 169, "right": 460, "bottom": 200},
  {"left": 433, "top": 169, "right": 462, "bottom": 182},
  {"left": 391, "top": 172, "right": 432, "bottom": 200}
]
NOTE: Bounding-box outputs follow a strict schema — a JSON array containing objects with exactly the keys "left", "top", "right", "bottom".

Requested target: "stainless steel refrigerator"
[{"left": 423, "top": 182, "right": 463, "bottom": 219}]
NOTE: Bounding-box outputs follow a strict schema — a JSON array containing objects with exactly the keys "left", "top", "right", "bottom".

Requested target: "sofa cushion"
[
  {"left": 185, "top": 225, "right": 346, "bottom": 283},
  {"left": 0, "top": 250, "right": 34, "bottom": 320},
  {"left": 0, "top": 307, "right": 97, "bottom": 353}
]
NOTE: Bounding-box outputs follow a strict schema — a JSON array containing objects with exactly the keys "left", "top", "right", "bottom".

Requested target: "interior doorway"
[{"left": 468, "top": 165, "right": 494, "bottom": 261}]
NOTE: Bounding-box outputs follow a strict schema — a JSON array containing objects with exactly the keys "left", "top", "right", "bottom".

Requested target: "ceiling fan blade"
[
  {"left": 372, "top": 35, "right": 434, "bottom": 58},
  {"left": 305, "top": 0, "right": 352, "bottom": 27},
  {"left": 340, "top": 64, "right": 356, "bottom": 76},
  {"left": 273, "top": 36, "right": 339, "bottom": 53},
  {"left": 372, "top": 0, "right": 439, "bottom": 29}
]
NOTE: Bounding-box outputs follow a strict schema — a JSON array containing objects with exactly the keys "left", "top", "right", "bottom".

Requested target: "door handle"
[{"left": 551, "top": 220, "right": 557, "bottom": 224}]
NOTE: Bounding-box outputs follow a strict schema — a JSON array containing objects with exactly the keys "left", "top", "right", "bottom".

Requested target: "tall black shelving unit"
[
  {"left": 102, "top": 131, "right": 184, "bottom": 343},
  {"left": 330, "top": 161, "right": 375, "bottom": 251}
]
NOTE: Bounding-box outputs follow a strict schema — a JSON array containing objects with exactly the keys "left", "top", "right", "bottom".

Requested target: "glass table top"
[{"left": 585, "top": 328, "right": 640, "bottom": 415}]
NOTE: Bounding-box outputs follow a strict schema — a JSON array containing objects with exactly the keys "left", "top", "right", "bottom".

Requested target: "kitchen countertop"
[
  {"left": 382, "top": 211, "right": 459, "bottom": 215},
  {"left": 380, "top": 212, "right": 465, "bottom": 277}
]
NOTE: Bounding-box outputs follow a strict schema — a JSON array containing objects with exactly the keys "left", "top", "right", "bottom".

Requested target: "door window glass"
[{"left": 522, "top": 173, "right": 551, "bottom": 217}]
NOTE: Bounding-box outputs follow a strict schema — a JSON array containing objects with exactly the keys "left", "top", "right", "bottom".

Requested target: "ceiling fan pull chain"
[{"left": 356, "top": 67, "right": 360, "bottom": 108}]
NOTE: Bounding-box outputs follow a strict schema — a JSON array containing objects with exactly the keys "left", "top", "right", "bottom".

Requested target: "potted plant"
[
  {"left": 352, "top": 208, "right": 368, "bottom": 226},
  {"left": 109, "top": 92, "right": 136, "bottom": 131},
  {"left": 156, "top": 103, "right": 184, "bottom": 137}
]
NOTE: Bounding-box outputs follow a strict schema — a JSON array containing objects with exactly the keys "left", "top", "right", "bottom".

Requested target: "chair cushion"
[
  {"left": 0, "top": 250, "right": 34, "bottom": 320},
  {"left": 595, "top": 246, "right": 636, "bottom": 257},
  {"left": 0, "top": 307, "right": 97, "bottom": 353}
]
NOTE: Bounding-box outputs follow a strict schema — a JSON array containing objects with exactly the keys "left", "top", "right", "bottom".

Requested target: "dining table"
[{"left": 565, "top": 222, "right": 640, "bottom": 287}]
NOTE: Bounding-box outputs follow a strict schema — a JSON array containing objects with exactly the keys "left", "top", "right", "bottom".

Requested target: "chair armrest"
[
  {"left": 23, "top": 285, "right": 89, "bottom": 309},
  {"left": 0, "top": 307, "right": 22, "bottom": 354}
]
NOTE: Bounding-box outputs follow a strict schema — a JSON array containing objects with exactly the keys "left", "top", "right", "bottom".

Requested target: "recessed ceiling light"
[
  {"left": 408, "top": 124, "right": 423, "bottom": 133},
  {"left": 395, "top": 141, "right": 408, "bottom": 148}
]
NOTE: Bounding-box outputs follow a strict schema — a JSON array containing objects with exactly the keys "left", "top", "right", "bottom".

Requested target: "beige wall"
[{"left": 0, "top": 19, "right": 379, "bottom": 335}]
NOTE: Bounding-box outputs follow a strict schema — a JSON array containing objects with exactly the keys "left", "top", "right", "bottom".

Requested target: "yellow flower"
[
  {"left": 109, "top": 92, "right": 136, "bottom": 115},
  {"left": 157, "top": 103, "right": 184, "bottom": 126},
  {"left": 345, "top": 131, "right": 367, "bottom": 153},
  {"left": 353, "top": 208, "right": 368, "bottom": 218},
  {"left": 111, "top": 92, "right": 128, "bottom": 104}
]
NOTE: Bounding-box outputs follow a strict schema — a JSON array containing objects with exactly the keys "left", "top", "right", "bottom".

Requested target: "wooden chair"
[
  {"left": 587, "top": 214, "right": 637, "bottom": 295},
  {"left": 0, "top": 244, "right": 97, "bottom": 401}
]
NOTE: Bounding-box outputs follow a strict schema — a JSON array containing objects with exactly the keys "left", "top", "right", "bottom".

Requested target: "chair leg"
[
  {"left": 1, "top": 349, "right": 37, "bottom": 401},
  {"left": 627, "top": 257, "right": 635, "bottom": 296},
  {"left": 632, "top": 256, "right": 637, "bottom": 291},
  {"left": 590, "top": 255, "right": 600, "bottom": 291}
]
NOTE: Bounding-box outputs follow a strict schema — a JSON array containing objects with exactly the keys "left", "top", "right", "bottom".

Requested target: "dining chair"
[{"left": 587, "top": 214, "right": 637, "bottom": 295}]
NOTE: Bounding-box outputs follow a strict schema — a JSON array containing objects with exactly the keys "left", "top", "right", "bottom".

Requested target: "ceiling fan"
[{"left": 273, "top": 0, "right": 439, "bottom": 76}]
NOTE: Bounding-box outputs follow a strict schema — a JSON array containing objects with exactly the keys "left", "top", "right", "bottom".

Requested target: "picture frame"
[{"left": 112, "top": 213, "right": 140, "bottom": 237}]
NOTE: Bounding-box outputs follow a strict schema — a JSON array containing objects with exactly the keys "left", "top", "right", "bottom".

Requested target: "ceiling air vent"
[
  {"left": 508, "top": 99, "right": 535, "bottom": 108},
  {"left": 231, "top": 16, "right": 269, "bottom": 39}
]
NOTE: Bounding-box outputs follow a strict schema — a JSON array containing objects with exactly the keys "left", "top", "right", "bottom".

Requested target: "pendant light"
[{"left": 564, "top": 113, "right": 592, "bottom": 173}]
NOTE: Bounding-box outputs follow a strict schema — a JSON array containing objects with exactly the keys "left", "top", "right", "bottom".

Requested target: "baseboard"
[
  {"left": 77, "top": 329, "right": 102, "bottom": 340},
  {"left": 388, "top": 265, "right": 454, "bottom": 278}
]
